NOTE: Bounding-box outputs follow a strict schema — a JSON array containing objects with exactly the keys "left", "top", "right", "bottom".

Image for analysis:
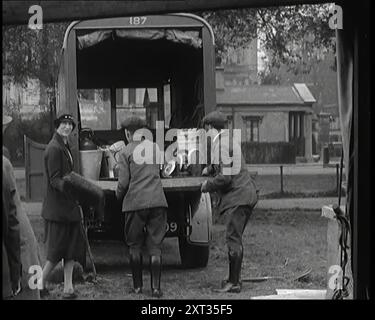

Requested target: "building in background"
[
  {"left": 220, "top": 38, "right": 258, "bottom": 86},
  {"left": 216, "top": 68, "right": 316, "bottom": 162}
]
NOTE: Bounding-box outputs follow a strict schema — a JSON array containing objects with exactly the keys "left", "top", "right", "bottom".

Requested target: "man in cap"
[
  {"left": 201, "top": 110, "right": 258, "bottom": 293},
  {"left": 116, "top": 116, "right": 168, "bottom": 298}
]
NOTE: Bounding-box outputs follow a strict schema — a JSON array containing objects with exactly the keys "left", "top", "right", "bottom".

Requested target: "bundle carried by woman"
[{"left": 62, "top": 171, "right": 105, "bottom": 219}]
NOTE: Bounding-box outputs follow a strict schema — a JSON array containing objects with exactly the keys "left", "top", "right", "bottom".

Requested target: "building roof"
[{"left": 217, "top": 83, "right": 316, "bottom": 106}]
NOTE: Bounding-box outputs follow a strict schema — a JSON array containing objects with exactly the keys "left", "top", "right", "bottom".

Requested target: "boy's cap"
[
  {"left": 202, "top": 111, "right": 227, "bottom": 128},
  {"left": 121, "top": 116, "right": 146, "bottom": 130}
]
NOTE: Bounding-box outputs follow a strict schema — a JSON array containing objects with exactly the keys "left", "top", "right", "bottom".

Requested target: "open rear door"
[{"left": 24, "top": 135, "right": 47, "bottom": 201}]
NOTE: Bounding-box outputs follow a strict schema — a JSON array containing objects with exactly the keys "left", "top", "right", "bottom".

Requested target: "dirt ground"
[{"left": 29, "top": 208, "right": 328, "bottom": 300}]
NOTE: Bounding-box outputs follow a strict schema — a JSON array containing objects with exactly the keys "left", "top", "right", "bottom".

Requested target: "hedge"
[{"left": 241, "top": 141, "right": 296, "bottom": 164}]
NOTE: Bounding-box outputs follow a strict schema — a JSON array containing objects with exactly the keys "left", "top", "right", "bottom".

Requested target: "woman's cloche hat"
[{"left": 54, "top": 113, "right": 76, "bottom": 130}]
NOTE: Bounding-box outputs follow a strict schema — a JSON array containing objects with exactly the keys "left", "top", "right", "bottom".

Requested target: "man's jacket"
[
  {"left": 116, "top": 139, "right": 168, "bottom": 212},
  {"left": 205, "top": 130, "right": 258, "bottom": 214}
]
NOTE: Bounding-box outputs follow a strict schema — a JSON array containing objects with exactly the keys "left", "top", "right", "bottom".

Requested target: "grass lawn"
[
  {"left": 28, "top": 208, "right": 328, "bottom": 299},
  {"left": 255, "top": 174, "right": 338, "bottom": 196}
]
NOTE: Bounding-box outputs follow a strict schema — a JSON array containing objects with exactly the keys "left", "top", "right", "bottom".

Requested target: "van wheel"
[{"left": 178, "top": 236, "right": 209, "bottom": 269}]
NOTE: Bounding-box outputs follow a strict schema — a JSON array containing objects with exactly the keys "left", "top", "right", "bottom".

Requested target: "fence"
[{"left": 253, "top": 164, "right": 345, "bottom": 198}]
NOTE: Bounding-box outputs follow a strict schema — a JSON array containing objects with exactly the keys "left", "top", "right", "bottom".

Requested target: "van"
[{"left": 26, "top": 14, "right": 217, "bottom": 268}]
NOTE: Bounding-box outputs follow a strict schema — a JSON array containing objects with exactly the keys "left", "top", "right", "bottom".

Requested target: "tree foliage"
[
  {"left": 3, "top": 5, "right": 336, "bottom": 89},
  {"left": 199, "top": 4, "right": 335, "bottom": 72},
  {"left": 199, "top": 9, "right": 257, "bottom": 64},
  {"left": 2, "top": 22, "right": 68, "bottom": 87},
  {"left": 256, "top": 5, "right": 335, "bottom": 68}
]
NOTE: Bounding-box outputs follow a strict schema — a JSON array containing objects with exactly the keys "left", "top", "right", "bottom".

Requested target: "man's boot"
[
  {"left": 228, "top": 250, "right": 243, "bottom": 293},
  {"left": 129, "top": 253, "right": 143, "bottom": 294},
  {"left": 150, "top": 255, "right": 162, "bottom": 298},
  {"left": 216, "top": 251, "right": 243, "bottom": 293},
  {"left": 220, "top": 252, "right": 232, "bottom": 288}
]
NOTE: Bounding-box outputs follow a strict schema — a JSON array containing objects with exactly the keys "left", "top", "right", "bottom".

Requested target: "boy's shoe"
[
  {"left": 151, "top": 288, "right": 163, "bottom": 298},
  {"left": 221, "top": 279, "right": 242, "bottom": 288},
  {"left": 215, "top": 281, "right": 241, "bottom": 293},
  {"left": 40, "top": 287, "right": 49, "bottom": 298},
  {"left": 129, "top": 287, "right": 142, "bottom": 294}
]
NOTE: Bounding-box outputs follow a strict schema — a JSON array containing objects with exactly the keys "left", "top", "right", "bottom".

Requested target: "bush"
[
  {"left": 3, "top": 111, "right": 53, "bottom": 166},
  {"left": 241, "top": 141, "right": 296, "bottom": 164}
]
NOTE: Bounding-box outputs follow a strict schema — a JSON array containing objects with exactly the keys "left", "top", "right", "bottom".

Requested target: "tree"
[
  {"left": 198, "top": 9, "right": 257, "bottom": 64},
  {"left": 198, "top": 4, "right": 337, "bottom": 113},
  {"left": 2, "top": 22, "right": 68, "bottom": 107},
  {"left": 256, "top": 5, "right": 335, "bottom": 70},
  {"left": 198, "top": 4, "right": 335, "bottom": 71},
  {"left": 3, "top": 23, "right": 69, "bottom": 164}
]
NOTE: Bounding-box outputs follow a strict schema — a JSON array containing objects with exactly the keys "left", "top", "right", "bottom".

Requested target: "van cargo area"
[{"left": 76, "top": 27, "right": 205, "bottom": 137}]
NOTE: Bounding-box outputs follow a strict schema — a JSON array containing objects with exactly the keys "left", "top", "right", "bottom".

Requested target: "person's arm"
[
  {"left": 3, "top": 145, "right": 11, "bottom": 160},
  {"left": 116, "top": 151, "right": 130, "bottom": 201},
  {"left": 5, "top": 159, "right": 22, "bottom": 206},
  {"left": 203, "top": 166, "right": 232, "bottom": 193},
  {"left": 202, "top": 142, "right": 233, "bottom": 193},
  {"left": 47, "top": 146, "right": 65, "bottom": 192},
  {"left": 3, "top": 186, "right": 22, "bottom": 294}
]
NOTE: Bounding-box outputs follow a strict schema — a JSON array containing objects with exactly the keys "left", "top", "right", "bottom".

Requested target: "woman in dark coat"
[
  {"left": 40, "top": 113, "right": 84, "bottom": 299},
  {"left": 3, "top": 115, "right": 42, "bottom": 300}
]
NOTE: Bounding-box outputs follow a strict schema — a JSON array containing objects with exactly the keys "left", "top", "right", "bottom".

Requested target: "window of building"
[
  {"left": 289, "top": 112, "right": 304, "bottom": 139},
  {"left": 243, "top": 116, "right": 261, "bottom": 142}
]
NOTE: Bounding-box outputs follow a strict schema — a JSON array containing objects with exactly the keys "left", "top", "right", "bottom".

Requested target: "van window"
[
  {"left": 164, "top": 84, "right": 171, "bottom": 128},
  {"left": 116, "top": 88, "right": 158, "bottom": 129},
  {"left": 78, "top": 88, "right": 111, "bottom": 130}
]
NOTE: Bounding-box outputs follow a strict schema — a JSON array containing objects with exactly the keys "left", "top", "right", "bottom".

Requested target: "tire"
[{"left": 178, "top": 236, "right": 209, "bottom": 269}]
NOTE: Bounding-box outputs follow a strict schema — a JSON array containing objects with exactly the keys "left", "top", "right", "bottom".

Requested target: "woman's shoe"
[{"left": 62, "top": 291, "right": 77, "bottom": 300}]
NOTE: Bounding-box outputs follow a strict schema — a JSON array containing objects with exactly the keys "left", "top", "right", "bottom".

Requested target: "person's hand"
[
  {"left": 12, "top": 279, "right": 22, "bottom": 296},
  {"left": 202, "top": 167, "right": 209, "bottom": 176},
  {"left": 201, "top": 180, "right": 208, "bottom": 193}
]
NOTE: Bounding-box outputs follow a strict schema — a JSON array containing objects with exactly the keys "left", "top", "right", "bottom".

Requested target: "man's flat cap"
[
  {"left": 121, "top": 116, "right": 146, "bottom": 130},
  {"left": 202, "top": 111, "right": 227, "bottom": 128}
]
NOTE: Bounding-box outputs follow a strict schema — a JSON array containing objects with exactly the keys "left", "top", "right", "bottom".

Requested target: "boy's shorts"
[{"left": 124, "top": 207, "right": 167, "bottom": 256}]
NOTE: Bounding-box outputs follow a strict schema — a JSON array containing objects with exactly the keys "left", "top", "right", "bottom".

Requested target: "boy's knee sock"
[
  {"left": 130, "top": 252, "right": 143, "bottom": 289},
  {"left": 150, "top": 255, "right": 162, "bottom": 296}
]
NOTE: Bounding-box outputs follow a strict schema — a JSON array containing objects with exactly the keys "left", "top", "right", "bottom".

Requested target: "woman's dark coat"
[
  {"left": 3, "top": 156, "right": 41, "bottom": 299},
  {"left": 2, "top": 157, "right": 21, "bottom": 298},
  {"left": 41, "top": 133, "right": 80, "bottom": 222}
]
